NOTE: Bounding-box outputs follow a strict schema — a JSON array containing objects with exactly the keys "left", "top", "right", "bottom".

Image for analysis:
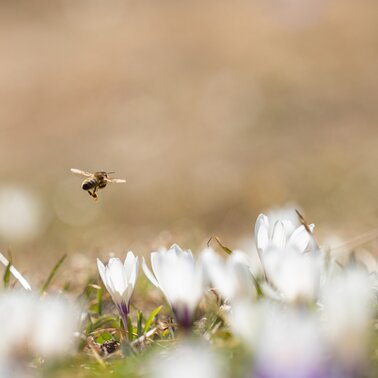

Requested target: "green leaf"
[
  {"left": 102, "top": 332, "right": 112, "bottom": 341},
  {"left": 95, "top": 287, "right": 102, "bottom": 315},
  {"left": 143, "top": 305, "right": 162, "bottom": 333},
  {"left": 95, "top": 332, "right": 112, "bottom": 344},
  {"left": 40, "top": 254, "right": 67, "bottom": 293},
  {"left": 86, "top": 315, "right": 119, "bottom": 334},
  {"left": 253, "top": 276, "right": 264, "bottom": 298},
  {"left": 3, "top": 253, "right": 12, "bottom": 288},
  {"left": 137, "top": 311, "right": 144, "bottom": 337},
  {"left": 127, "top": 315, "right": 134, "bottom": 342}
]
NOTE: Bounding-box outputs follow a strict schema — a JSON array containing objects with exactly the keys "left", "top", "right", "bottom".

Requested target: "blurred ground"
[{"left": 0, "top": 0, "right": 377, "bottom": 282}]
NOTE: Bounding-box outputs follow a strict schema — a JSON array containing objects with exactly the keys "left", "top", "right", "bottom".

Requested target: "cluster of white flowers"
[
  {"left": 229, "top": 213, "right": 377, "bottom": 377},
  {"left": 0, "top": 290, "right": 81, "bottom": 377},
  {"left": 97, "top": 211, "right": 377, "bottom": 377},
  {"left": 0, "top": 251, "right": 83, "bottom": 378},
  {"left": 0, "top": 208, "right": 375, "bottom": 377},
  {"left": 97, "top": 213, "right": 322, "bottom": 327}
]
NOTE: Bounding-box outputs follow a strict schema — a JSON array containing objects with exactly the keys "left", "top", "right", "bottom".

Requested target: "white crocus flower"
[
  {"left": 201, "top": 248, "right": 256, "bottom": 302},
  {"left": 254, "top": 213, "right": 320, "bottom": 303},
  {"left": 262, "top": 245, "right": 321, "bottom": 303},
  {"left": 97, "top": 251, "right": 139, "bottom": 327},
  {"left": 142, "top": 244, "right": 204, "bottom": 329},
  {"left": 255, "top": 213, "right": 314, "bottom": 255}
]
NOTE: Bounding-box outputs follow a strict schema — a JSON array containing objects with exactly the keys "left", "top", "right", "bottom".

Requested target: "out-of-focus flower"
[
  {"left": 230, "top": 300, "right": 326, "bottom": 378},
  {"left": 0, "top": 186, "right": 46, "bottom": 242},
  {"left": 229, "top": 300, "right": 270, "bottom": 350},
  {"left": 237, "top": 237, "right": 265, "bottom": 277},
  {"left": 262, "top": 246, "right": 321, "bottom": 303},
  {"left": 97, "top": 252, "right": 139, "bottom": 327},
  {"left": 254, "top": 307, "right": 326, "bottom": 378},
  {"left": 201, "top": 248, "right": 256, "bottom": 302},
  {"left": 255, "top": 213, "right": 314, "bottom": 255},
  {"left": 320, "top": 267, "right": 375, "bottom": 367},
  {"left": 142, "top": 244, "right": 204, "bottom": 329},
  {"left": 148, "top": 339, "right": 223, "bottom": 378},
  {"left": 0, "top": 291, "right": 80, "bottom": 360}
]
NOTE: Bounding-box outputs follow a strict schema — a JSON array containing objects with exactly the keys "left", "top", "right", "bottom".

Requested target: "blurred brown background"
[{"left": 0, "top": 0, "right": 377, "bottom": 281}]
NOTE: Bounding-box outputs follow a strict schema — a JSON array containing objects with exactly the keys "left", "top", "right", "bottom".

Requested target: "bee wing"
[
  {"left": 70, "top": 168, "right": 93, "bottom": 177},
  {"left": 106, "top": 178, "right": 126, "bottom": 184}
]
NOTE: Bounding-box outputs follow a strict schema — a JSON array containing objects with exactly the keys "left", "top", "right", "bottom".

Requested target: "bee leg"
[
  {"left": 87, "top": 190, "right": 96, "bottom": 199},
  {"left": 92, "top": 187, "right": 99, "bottom": 200}
]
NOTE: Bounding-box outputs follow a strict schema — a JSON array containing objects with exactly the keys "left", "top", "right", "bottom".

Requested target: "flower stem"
[{"left": 118, "top": 302, "right": 130, "bottom": 342}]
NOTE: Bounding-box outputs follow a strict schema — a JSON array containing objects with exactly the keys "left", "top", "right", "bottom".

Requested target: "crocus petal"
[
  {"left": 97, "top": 259, "right": 110, "bottom": 292},
  {"left": 288, "top": 225, "right": 310, "bottom": 253},
  {"left": 97, "top": 252, "right": 139, "bottom": 324},
  {"left": 272, "top": 221, "right": 286, "bottom": 249},
  {"left": 107, "top": 258, "right": 127, "bottom": 295},
  {"left": 123, "top": 285, "right": 133, "bottom": 307},
  {"left": 201, "top": 248, "right": 222, "bottom": 287},
  {"left": 129, "top": 257, "right": 139, "bottom": 288},
  {"left": 255, "top": 214, "right": 270, "bottom": 252},
  {"left": 143, "top": 246, "right": 205, "bottom": 328},
  {"left": 209, "top": 264, "right": 230, "bottom": 299},
  {"left": 105, "top": 267, "right": 123, "bottom": 304},
  {"left": 142, "top": 257, "right": 160, "bottom": 288},
  {"left": 124, "top": 251, "right": 136, "bottom": 281},
  {"left": 170, "top": 244, "right": 185, "bottom": 256},
  {"left": 151, "top": 251, "right": 166, "bottom": 287}
]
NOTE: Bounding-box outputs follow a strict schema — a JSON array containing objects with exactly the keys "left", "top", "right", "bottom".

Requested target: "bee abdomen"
[{"left": 82, "top": 179, "right": 97, "bottom": 191}]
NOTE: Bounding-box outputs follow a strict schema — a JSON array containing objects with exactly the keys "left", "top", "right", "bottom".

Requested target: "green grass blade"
[
  {"left": 86, "top": 315, "right": 119, "bottom": 334},
  {"left": 137, "top": 311, "right": 144, "bottom": 337},
  {"left": 143, "top": 305, "right": 162, "bottom": 333},
  {"left": 96, "top": 287, "right": 103, "bottom": 315},
  {"left": 40, "top": 254, "right": 67, "bottom": 293},
  {"left": 0, "top": 252, "right": 31, "bottom": 290},
  {"left": 127, "top": 315, "right": 134, "bottom": 342},
  {"left": 3, "top": 255, "right": 12, "bottom": 288},
  {"left": 253, "top": 276, "right": 264, "bottom": 298}
]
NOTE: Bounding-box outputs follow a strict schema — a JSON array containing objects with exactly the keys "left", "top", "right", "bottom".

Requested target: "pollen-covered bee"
[{"left": 70, "top": 168, "right": 126, "bottom": 200}]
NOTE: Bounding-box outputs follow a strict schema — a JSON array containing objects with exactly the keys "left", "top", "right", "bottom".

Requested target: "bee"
[{"left": 70, "top": 168, "right": 126, "bottom": 200}]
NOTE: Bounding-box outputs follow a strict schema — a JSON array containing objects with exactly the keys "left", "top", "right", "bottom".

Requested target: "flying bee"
[{"left": 70, "top": 168, "right": 126, "bottom": 200}]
